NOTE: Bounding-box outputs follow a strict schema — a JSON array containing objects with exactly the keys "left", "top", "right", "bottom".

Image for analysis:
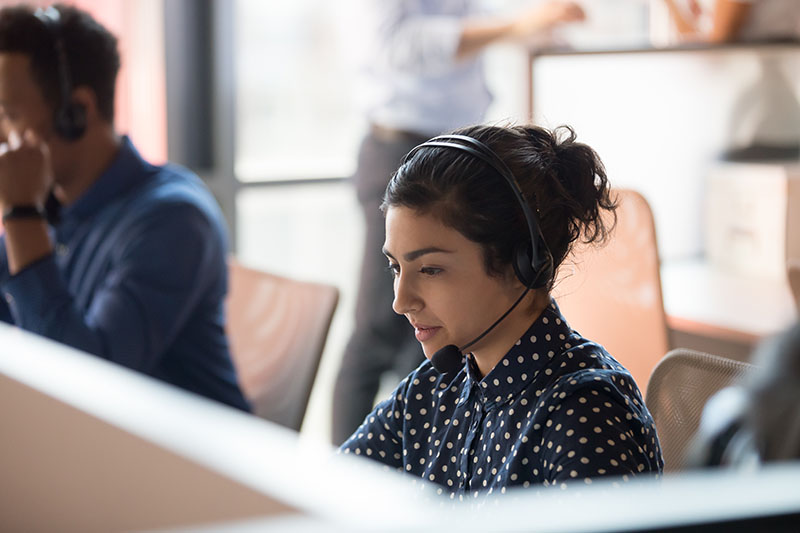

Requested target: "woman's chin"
[
  {"left": 420, "top": 342, "right": 444, "bottom": 361},
  {"left": 421, "top": 345, "right": 434, "bottom": 360}
]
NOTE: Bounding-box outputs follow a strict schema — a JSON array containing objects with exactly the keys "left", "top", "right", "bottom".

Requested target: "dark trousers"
[{"left": 332, "top": 129, "right": 429, "bottom": 445}]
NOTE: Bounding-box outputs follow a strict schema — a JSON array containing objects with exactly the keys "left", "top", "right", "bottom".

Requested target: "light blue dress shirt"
[{"left": 360, "top": 0, "right": 493, "bottom": 136}]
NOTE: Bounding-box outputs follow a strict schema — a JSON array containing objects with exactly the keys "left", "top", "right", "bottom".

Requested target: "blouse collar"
[{"left": 459, "top": 299, "right": 579, "bottom": 409}]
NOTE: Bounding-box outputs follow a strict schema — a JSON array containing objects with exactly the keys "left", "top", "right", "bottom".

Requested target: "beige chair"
[
  {"left": 226, "top": 259, "right": 339, "bottom": 431},
  {"left": 552, "top": 189, "right": 669, "bottom": 394},
  {"left": 787, "top": 260, "right": 800, "bottom": 314},
  {"left": 646, "top": 348, "right": 756, "bottom": 472}
]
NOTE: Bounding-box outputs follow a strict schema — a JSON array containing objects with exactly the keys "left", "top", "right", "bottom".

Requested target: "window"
[{"left": 234, "top": 0, "right": 365, "bottom": 182}]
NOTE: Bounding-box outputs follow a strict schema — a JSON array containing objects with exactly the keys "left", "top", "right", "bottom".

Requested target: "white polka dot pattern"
[{"left": 340, "top": 300, "right": 664, "bottom": 497}]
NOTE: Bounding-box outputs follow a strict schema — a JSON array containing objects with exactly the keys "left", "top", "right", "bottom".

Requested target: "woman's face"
[{"left": 383, "top": 206, "right": 524, "bottom": 361}]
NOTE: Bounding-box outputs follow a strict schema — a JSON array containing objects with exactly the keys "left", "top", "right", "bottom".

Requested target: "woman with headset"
[{"left": 340, "top": 124, "right": 663, "bottom": 497}]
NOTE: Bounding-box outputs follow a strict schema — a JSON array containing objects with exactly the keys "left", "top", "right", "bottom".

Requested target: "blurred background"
[{"left": 12, "top": 0, "right": 800, "bottom": 443}]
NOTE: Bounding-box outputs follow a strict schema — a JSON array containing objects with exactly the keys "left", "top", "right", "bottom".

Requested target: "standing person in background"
[
  {"left": 0, "top": 4, "right": 250, "bottom": 411},
  {"left": 332, "top": 0, "right": 586, "bottom": 445},
  {"left": 662, "top": 0, "right": 800, "bottom": 43},
  {"left": 661, "top": 0, "right": 800, "bottom": 160}
]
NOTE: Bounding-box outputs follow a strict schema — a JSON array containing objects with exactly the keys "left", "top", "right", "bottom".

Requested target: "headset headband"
[
  {"left": 34, "top": 7, "right": 73, "bottom": 110},
  {"left": 402, "top": 134, "right": 553, "bottom": 288}
]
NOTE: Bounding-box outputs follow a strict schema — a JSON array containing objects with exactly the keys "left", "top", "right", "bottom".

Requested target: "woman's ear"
[{"left": 502, "top": 263, "right": 526, "bottom": 291}]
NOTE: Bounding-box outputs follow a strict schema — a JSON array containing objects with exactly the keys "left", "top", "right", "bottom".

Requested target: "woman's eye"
[
  {"left": 385, "top": 263, "right": 400, "bottom": 277},
  {"left": 420, "top": 267, "right": 442, "bottom": 276}
]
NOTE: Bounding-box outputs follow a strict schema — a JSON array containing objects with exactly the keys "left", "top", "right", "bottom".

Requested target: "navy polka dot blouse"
[{"left": 340, "top": 300, "right": 664, "bottom": 497}]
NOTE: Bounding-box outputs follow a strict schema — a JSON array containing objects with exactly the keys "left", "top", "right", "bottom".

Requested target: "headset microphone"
[
  {"left": 403, "top": 134, "right": 553, "bottom": 375},
  {"left": 430, "top": 286, "right": 531, "bottom": 374},
  {"left": 430, "top": 345, "right": 462, "bottom": 375}
]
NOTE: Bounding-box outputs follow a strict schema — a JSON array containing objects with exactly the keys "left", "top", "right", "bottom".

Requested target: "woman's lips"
[{"left": 414, "top": 326, "right": 441, "bottom": 342}]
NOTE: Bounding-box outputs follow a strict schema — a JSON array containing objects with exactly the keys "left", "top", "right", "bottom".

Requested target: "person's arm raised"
[
  {"left": 0, "top": 129, "right": 54, "bottom": 276},
  {"left": 708, "top": 0, "right": 751, "bottom": 43},
  {"left": 662, "top": 0, "right": 751, "bottom": 44},
  {"left": 456, "top": 1, "right": 585, "bottom": 60}
]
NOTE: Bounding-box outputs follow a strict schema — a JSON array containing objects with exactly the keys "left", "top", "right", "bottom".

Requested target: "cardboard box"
[{"left": 706, "top": 162, "right": 800, "bottom": 279}]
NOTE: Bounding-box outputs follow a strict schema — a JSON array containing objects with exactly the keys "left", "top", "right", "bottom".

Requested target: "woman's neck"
[{"left": 470, "top": 291, "right": 550, "bottom": 378}]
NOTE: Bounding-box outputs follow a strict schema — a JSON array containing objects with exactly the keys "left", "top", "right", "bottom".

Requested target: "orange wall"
[{"left": 73, "top": 0, "right": 167, "bottom": 164}]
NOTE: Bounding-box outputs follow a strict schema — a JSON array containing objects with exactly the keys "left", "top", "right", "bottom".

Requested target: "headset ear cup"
[
  {"left": 55, "top": 102, "right": 87, "bottom": 141},
  {"left": 513, "top": 242, "right": 536, "bottom": 288},
  {"left": 513, "top": 241, "right": 554, "bottom": 289}
]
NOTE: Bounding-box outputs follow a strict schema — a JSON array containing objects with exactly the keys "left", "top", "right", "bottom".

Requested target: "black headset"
[
  {"left": 403, "top": 134, "right": 553, "bottom": 289},
  {"left": 33, "top": 6, "right": 87, "bottom": 141}
]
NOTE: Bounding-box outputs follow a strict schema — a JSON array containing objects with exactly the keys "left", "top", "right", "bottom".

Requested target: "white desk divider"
[
  {"left": 2, "top": 322, "right": 800, "bottom": 532},
  {"left": 0, "top": 322, "right": 440, "bottom": 531}
]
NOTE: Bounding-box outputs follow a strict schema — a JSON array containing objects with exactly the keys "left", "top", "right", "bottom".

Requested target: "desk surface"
[{"left": 661, "top": 259, "right": 797, "bottom": 344}]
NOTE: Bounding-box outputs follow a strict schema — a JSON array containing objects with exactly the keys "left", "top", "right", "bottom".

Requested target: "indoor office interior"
[{"left": 2, "top": 0, "right": 800, "bottom": 530}]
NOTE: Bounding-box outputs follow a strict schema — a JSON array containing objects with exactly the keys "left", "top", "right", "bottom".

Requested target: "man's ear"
[{"left": 70, "top": 86, "right": 98, "bottom": 122}]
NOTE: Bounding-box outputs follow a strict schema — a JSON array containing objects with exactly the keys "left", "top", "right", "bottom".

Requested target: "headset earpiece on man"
[{"left": 33, "top": 6, "right": 87, "bottom": 141}]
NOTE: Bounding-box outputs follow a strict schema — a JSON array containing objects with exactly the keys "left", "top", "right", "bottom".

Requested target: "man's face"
[{"left": 0, "top": 52, "right": 67, "bottom": 181}]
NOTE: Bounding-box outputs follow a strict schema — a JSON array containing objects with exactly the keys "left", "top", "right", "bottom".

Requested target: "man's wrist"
[{"left": 2, "top": 204, "right": 46, "bottom": 224}]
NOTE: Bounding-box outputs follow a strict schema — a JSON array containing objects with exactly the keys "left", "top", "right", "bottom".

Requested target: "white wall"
[{"left": 532, "top": 45, "right": 800, "bottom": 260}]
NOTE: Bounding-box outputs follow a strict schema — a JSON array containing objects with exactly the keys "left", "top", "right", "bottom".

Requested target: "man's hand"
[
  {"left": 509, "top": 1, "right": 586, "bottom": 42},
  {"left": 0, "top": 129, "right": 53, "bottom": 211}
]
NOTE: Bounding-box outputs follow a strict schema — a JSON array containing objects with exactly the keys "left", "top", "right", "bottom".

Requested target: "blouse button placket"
[{"left": 460, "top": 396, "right": 486, "bottom": 492}]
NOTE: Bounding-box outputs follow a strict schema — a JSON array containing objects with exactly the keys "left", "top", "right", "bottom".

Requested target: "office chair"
[
  {"left": 646, "top": 348, "right": 756, "bottom": 472},
  {"left": 552, "top": 189, "right": 669, "bottom": 395},
  {"left": 226, "top": 258, "right": 339, "bottom": 431}
]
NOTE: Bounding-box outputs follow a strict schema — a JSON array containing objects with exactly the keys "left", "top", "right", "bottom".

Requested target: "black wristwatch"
[{"left": 2, "top": 205, "right": 47, "bottom": 223}]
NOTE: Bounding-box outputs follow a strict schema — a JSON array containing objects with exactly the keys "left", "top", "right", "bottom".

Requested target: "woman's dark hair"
[
  {"left": 381, "top": 124, "right": 617, "bottom": 291},
  {"left": 0, "top": 4, "right": 120, "bottom": 122}
]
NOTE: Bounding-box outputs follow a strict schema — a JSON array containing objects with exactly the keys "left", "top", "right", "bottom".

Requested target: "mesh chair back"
[
  {"left": 226, "top": 259, "right": 339, "bottom": 431},
  {"left": 646, "top": 349, "right": 755, "bottom": 472}
]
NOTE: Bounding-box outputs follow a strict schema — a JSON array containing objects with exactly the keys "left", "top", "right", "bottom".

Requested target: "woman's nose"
[{"left": 392, "top": 272, "right": 420, "bottom": 315}]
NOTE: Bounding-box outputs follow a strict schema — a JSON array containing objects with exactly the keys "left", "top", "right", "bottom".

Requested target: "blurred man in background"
[
  {"left": 0, "top": 4, "right": 249, "bottom": 411},
  {"left": 691, "top": 322, "right": 800, "bottom": 466}
]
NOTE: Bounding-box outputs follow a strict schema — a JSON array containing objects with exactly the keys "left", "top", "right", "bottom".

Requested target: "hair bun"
[{"left": 531, "top": 125, "right": 615, "bottom": 245}]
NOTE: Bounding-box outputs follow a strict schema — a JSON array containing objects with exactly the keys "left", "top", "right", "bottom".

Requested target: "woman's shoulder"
[{"left": 541, "top": 336, "right": 647, "bottom": 409}]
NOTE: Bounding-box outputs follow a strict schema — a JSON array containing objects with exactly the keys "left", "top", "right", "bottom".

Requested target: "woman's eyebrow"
[{"left": 382, "top": 246, "right": 454, "bottom": 262}]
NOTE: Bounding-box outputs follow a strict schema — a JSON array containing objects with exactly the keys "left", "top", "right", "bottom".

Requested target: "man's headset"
[
  {"left": 33, "top": 6, "right": 86, "bottom": 141},
  {"left": 401, "top": 134, "right": 554, "bottom": 374}
]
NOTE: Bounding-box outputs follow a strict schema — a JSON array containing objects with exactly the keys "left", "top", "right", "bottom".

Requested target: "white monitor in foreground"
[
  {"left": 0, "top": 323, "right": 437, "bottom": 531},
  {"left": 2, "top": 323, "right": 800, "bottom": 532}
]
